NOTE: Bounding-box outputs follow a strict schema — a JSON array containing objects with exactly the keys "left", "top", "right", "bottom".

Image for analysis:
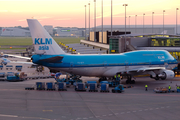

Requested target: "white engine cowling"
[{"left": 158, "top": 70, "right": 175, "bottom": 80}]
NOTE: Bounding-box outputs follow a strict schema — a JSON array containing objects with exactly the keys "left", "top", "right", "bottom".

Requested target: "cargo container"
[
  {"left": 46, "top": 82, "right": 55, "bottom": 90},
  {"left": 58, "top": 82, "right": 67, "bottom": 91},
  {"left": 75, "top": 83, "right": 86, "bottom": 91},
  {"left": 100, "top": 84, "right": 109, "bottom": 92},
  {"left": 89, "top": 83, "right": 98, "bottom": 92},
  {"left": 36, "top": 82, "right": 45, "bottom": 90}
]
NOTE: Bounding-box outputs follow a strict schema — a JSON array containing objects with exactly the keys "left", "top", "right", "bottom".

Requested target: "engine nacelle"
[{"left": 158, "top": 70, "right": 175, "bottom": 80}]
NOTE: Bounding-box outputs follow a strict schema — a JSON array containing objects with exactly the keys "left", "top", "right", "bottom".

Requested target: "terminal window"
[
  {"left": 109, "top": 39, "right": 119, "bottom": 54},
  {"left": 151, "top": 38, "right": 180, "bottom": 47}
]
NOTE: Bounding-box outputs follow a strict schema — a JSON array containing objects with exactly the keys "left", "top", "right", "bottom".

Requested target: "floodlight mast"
[
  {"left": 111, "top": 0, "right": 113, "bottom": 36},
  {"left": 152, "top": 12, "right": 154, "bottom": 34},
  {"left": 94, "top": 0, "right": 96, "bottom": 42},
  {"left": 143, "top": 13, "right": 145, "bottom": 34},
  {"left": 135, "top": 15, "right": 137, "bottom": 33},
  {"left": 85, "top": 5, "right": 87, "bottom": 40},
  {"left": 176, "top": 8, "right": 179, "bottom": 35},
  {"left": 163, "top": 10, "right": 165, "bottom": 37},
  {"left": 123, "top": 4, "right": 128, "bottom": 52},
  {"left": 88, "top": 3, "right": 90, "bottom": 41},
  {"left": 101, "top": 0, "right": 103, "bottom": 43}
]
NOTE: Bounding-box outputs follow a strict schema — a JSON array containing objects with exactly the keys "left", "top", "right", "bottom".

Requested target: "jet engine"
[{"left": 158, "top": 70, "right": 175, "bottom": 80}]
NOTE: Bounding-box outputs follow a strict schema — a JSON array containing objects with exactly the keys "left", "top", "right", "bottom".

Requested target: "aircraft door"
[
  {"left": 164, "top": 62, "right": 170, "bottom": 69},
  {"left": 149, "top": 60, "right": 152, "bottom": 67},
  {"left": 104, "top": 61, "right": 107, "bottom": 68},
  {"left": 69, "top": 62, "right": 73, "bottom": 70}
]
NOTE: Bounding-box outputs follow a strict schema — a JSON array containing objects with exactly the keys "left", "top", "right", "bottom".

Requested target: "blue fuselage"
[{"left": 31, "top": 50, "right": 177, "bottom": 77}]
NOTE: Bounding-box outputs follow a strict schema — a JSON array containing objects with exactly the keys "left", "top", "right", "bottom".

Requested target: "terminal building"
[
  {"left": 109, "top": 34, "right": 180, "bottom": 59},
  {"left": 94, "top": 25, "right": 179, "bottom": 35},
  {"left": 81, "top": 25, "right": 180, "bottom": 62},
  {"left": 1, "top": 27, "right": 31, "bottom": 37},
  {"left": 0, "top": 26, "right": 85, "bottom": 37},
  {"left": 54, "top": 27, "right": 84, "bottom": 37}
]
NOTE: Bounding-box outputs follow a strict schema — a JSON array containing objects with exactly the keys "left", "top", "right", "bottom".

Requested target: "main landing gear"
[
  {"left": 99, "top": 77, "right": 107, "bottom": 83},
  {"left": 126, "top": 75, "right": 135, "bottom": 84}
]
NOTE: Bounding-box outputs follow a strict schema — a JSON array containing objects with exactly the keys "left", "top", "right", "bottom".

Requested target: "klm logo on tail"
[{"left": 34, "top": 38, "right": 52, "bottom": 50}]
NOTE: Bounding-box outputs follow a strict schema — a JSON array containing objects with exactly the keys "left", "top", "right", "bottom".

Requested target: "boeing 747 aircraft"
[{"left": 5, "top": 19, "right": 178, "bottom": 83}]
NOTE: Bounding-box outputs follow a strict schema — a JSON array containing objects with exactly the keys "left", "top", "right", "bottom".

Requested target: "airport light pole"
[
  {"left": 163, "top": 10, "right": 165, "bottom": 37},
  {"left": 101, "top": 0, "right": 103, "bottom": 43},
  {"left": 123, "top": 4, "right": 128, "bottom": 51},
  {"left": 143, "top": 13, "right": 145, "bottom": 34},
  {"left": 152, "top": 12, "right": 154, "bottom": 34},
  {"left": 111, "top": 0, "right": 113, "bottom": 36},
  {"left": 176, "top": 8, "right": 179, "bottom": 35},
  {"left": 94, "top": 0, "right": 96, "bottom": 42},
  {"left": 129, "top": 16, "right": 131, "bottom": 29},
  {"left": 88, "top": 3, "right": 90, "bottom": 41},
  {"left": 135, "top": 15, "right": 137, "bottom": 33},
  {"left": 85, "top": 5, "right": 87, "bottom": 40}
]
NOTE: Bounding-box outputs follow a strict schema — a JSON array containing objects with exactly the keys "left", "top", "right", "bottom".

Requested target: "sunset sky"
[{"left": 0, "top": 0, "right": 179, "bottom": 27}]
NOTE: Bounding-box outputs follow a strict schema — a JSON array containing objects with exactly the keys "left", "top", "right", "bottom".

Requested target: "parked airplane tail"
[{"left": 27, "top": 19, "right": 65, "bottom": 55}]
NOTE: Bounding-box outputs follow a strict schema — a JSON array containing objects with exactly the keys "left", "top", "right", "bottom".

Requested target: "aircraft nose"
[{"left": 31, "top": 55, "right": 35, "bottom": 63}]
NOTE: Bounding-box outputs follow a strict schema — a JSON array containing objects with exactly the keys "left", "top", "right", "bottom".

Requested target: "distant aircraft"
[
  {"left": 5, "top": 19, "right": 178, "bottom": 84},
  {"left": 0, "top": 56, "right": 34, "bottom": 65}
]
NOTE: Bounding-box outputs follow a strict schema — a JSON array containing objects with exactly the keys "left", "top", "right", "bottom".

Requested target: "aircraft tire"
[
  {"left": 126, "top": 80, "right": 129, "bottom": 84},
  {"left": 118, "top": 90, "right": 121, "bottom": 93},
  {"left": 131, "top": 80, "right": 135, "bottom": 84}
]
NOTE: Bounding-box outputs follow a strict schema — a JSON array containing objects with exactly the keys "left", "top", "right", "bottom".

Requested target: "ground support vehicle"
[
  {"left": 154, "top": 87, "right": 168, "bottom": 93},
  {"left": 0, "top": 72, "right": 5, "bottom": 81},
  {"left": 75, "top": 83, "right": 86, "bottom": 91},
  {"left": 100, "top": 80, "right": 120, "bottom": 87},
  {"left": 58, "top": 82, "right": 67, "bottom": 91},
  {"left": 69, "top": 79, "right": 75, "bottom": 85},
  {"left": 6, "top": 72, "right": 24, "bottom": 82},
  {"left": 112, "top": 84, "right": 124, "bottom": 93},
  {"left": 109, "top": 80, "right": 120, "bottom": 87},
  {"left": 109, "top": 77, "right": 120, "bottom": 87},
  {"left": 55, "top": 78, "right": 71, "bottom": 87}
]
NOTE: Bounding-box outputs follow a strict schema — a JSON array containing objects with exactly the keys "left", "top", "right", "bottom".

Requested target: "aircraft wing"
[
  {"left": 3, "top": 54, "right": 31, "bottom": 60},
  {"left": 128, "top": 67, "right": 165, "bottom": 73},
  {"left": 9, "top": 61, "right": 35, "bottom": 65}
]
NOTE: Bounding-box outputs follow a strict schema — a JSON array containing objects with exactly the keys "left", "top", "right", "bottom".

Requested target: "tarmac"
[{"left": 0, "top": 77, "right": 180, "bottom": 120}]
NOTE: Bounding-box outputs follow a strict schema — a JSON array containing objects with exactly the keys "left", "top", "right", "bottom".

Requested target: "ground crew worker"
[
  {"left": 145, "top": 85, "right": 148, "bottom": 91},
  {"left": 114, "top": 75, "right": 116, "bottom": 80},
  {"left": 177, "top": 85, "right": 180, "bottom": 92},
  {"left": 118, "top": 74, "right": 121, "bottom": 81},
  {"left": 168, "top": 85, "right": 171, "bottom": 92}
]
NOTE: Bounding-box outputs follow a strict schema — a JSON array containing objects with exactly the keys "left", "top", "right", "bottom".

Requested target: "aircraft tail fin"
[{"left": 27, "top": 19, "right": 65, "bottom": 55}]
